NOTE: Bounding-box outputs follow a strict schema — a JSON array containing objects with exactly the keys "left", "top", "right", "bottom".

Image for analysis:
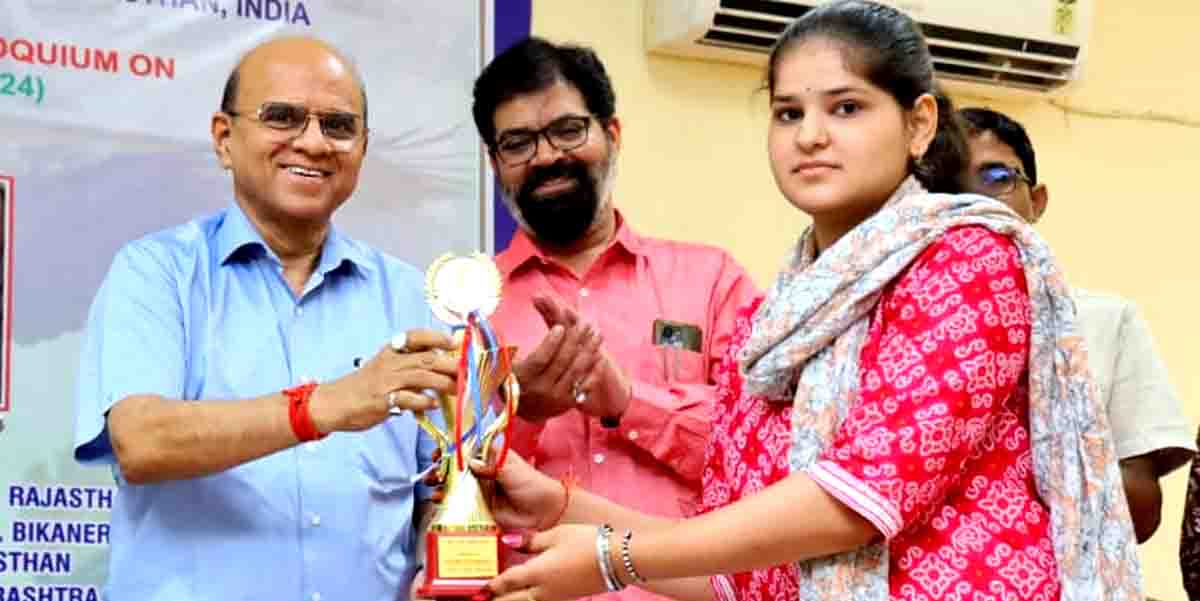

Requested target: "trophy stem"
[{"left": 432, "top": 464, "right": 496, "bottom": 531}]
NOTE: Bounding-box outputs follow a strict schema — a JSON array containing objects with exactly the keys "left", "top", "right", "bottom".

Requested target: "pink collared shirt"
[{"left": 492, "top": 214, "right": 758, "bottom": 600}]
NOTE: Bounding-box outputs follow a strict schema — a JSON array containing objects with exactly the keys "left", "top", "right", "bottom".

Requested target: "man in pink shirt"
[{"left": 471, "top": 37, "right": 759, "bottom": 599}]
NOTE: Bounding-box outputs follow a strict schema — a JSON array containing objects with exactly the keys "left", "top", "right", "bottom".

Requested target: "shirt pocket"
[
  {"left": 327, "top": 428, "right": 421, "bottom": 563},
  {"left": 634, "top": 343, "right": 707, "bottom": 386},
  {"left": 343, "top": 421, "right": 424, "bottom": 490}
]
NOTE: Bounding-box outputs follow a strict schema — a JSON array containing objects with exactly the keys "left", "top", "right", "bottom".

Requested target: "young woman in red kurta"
[
  {"left": 702, "top": 226, "right": 1057, "bottom": 600},
  {"left": 474, "top": 2, "right": 1141, "bottom": 601}
]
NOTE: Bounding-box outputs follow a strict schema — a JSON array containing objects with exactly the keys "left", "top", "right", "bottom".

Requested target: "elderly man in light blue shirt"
[{"left": 73, "top": 37, "right": 458, "bottom": 601}]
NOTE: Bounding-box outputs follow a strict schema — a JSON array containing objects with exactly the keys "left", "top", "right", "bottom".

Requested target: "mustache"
[
  {"left": 511, "top": 157, "right": 601, "bottom": 246},
  {"left": 521, "top": 160, "right": 588, "bottom": 197}
]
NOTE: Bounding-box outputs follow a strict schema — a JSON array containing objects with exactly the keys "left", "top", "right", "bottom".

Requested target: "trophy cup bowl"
[{"left": 415, "top": 253, "right": 518, "bottom": 600}]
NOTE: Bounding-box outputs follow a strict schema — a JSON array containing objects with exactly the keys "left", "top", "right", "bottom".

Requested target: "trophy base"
[
  {"left": 417, "top": 527, "right": 503, "bottom": 600},
  {"left": 416, "top": 579, "right": 491, "bottom": 601}
]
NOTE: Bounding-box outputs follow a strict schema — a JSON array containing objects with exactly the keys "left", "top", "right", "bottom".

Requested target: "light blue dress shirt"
[{"left": 74, "top": 203, "right": 439, "bottom": 601}]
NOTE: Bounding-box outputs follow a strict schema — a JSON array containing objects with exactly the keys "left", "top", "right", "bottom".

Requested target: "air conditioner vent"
[
  {"left": 711, "top": 13, "right": 787, "bottom": 34},
  {"left": 922, "top": 24, "right": 1079, "bottom": 60},
  {"left": 701, "top": 29, "right": 774, "bottom": 49},
  {"left": 651, "top": 0, "right": 1091, "bottom": 97},
  {"left": 718, "top": 0, "right": 809, "bottom": 19}
]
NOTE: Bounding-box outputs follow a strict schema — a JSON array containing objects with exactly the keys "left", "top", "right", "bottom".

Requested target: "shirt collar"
[
  {"left": 496, "top": 208, "right": 643, "bottom": 276},
  {"left": 215, "top": 202, "right": 374, "bottom": 276}
]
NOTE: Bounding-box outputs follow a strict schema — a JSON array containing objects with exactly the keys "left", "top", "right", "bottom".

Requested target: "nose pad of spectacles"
[
  {"left": 291, "top": 114, "right": 334, "bottom": 148},
  {"left": 528, "top": 139, "right": 566, "bottom": 166}
]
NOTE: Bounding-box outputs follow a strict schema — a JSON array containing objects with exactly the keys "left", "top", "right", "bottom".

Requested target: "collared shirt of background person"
[
  {"left": 476, "top": 3, "right": 1143, "bottom": 601},
  {"left": 72, "top": 37, "right": 460, "bottom": 601},
  {"left": 958, "top": 106, "right": 1196, "bottom": 544},
  {"left": 470, "top": 36, "right": 759, "bottom": 600}
]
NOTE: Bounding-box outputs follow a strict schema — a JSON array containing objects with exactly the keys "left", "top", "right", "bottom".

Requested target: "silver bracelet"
[
  {"left": 620, "top": 530, "right": 647, "bottom": 584},
  {"left": 595, "top": 524, "right": 624, "bottom": 592}
]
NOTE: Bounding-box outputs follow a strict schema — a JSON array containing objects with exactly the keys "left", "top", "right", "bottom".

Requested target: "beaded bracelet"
[{"left": 620, "top": 530, "right": 647, "bottom": 584}]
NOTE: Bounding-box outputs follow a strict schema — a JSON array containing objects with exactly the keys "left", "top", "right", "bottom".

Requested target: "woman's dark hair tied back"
[
  {"left": 766, "top": 0, "right": 967, "bottom": 193},
  {"left": 913, "top": 88, "right": 967, "bottom": 193}
]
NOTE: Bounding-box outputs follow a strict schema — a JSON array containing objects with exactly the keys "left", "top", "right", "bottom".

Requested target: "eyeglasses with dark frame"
[
  {"left": 973, "top": 164, "right": 1033, "bottom": 196},
  {"left": 492, "top": 115, "right": 592, "bottom": 167},
  {"left": 225, "top": 101, "right": 367, "bottom": 151}
]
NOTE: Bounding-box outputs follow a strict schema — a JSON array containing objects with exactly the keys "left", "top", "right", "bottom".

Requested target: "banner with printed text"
[{"left": 0, "top": 2, "right": 504, "bottom": 599}]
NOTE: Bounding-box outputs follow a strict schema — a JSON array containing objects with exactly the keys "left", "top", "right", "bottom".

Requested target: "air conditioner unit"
[{"left": 646, "top": 0, "right": 1092, "bottom": 98}]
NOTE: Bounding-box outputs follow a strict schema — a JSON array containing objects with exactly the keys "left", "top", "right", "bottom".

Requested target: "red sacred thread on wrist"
[
  {"left": 284, "top": 382, "right": 325, "bottom": 442},
  {"left": 545, "top": 468, "right": 578, "bottom": 530}
]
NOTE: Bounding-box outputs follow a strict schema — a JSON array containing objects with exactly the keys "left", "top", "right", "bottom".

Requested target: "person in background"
[{"left": 466, "top": 35, "right": 760, "bottom": 601}]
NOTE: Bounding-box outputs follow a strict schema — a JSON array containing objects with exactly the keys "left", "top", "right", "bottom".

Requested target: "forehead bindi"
[{"left": 772, "top": 40, "right": 877, "bottom": 100}]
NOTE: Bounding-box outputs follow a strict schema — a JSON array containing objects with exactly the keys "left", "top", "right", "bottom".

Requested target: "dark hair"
[
  {"left": 219, "top": 56, "right": 369, "bottom": 127},
  {"left": 958, "top": 107, "right": 1038, "bottom": 185},
  {"left": 766, "top": 0, "right": 967, "bottom": 193},
  {"left": 219, "top": 70, "right": 239, "bottom": 115},
  {"left": 472, "top": 36, "right": 616, "bottom": 147}
]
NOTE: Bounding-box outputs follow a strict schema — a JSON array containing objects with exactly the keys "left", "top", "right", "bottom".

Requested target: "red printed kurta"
[{"left": 702, "top": 227, "right": 1061, "bottom": 600}]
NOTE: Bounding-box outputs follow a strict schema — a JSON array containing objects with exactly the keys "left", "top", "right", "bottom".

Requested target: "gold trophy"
[{"left": 415, "top": 252, "right": 519, "bottom": 600}]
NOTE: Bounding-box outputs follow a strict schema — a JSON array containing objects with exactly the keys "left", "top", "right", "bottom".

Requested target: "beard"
[{"left": 510, "top": 158, "right": 604, "bottom": 247}]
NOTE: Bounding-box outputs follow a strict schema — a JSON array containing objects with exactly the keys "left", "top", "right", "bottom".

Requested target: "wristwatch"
[{"left": 601, "top": 381, "right": 632, "bottom": 429}]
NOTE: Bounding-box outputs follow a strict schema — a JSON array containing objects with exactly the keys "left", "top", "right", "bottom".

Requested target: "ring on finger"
[
  {"left": 387, "top": 390, "right": 405, "bottom": 415},
  {"left": 390, "top": 332, "right": 408, "bottom": 353},
  {"left": 574, "top": 381, "right": 587, "bottom": 404}
]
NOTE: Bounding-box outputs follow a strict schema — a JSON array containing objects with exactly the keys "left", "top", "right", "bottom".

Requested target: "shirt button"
[
  {"left": 628, "top": 430, "right": 639, "bottom": 441},
  {"left": 579, "top": 288, "right": 590, "bottom": 298},
  {"left": 593, "top": 453, "right": 605, "bottom": 464},
  {"left": 310, "top": 514, "right": 321, "bottom": 527},
  {"left": 311, "top": 593, "right": 322, "bottom": 601},
  {"left": 295, "top": 306, "right": 303, "bottom": 317}
]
